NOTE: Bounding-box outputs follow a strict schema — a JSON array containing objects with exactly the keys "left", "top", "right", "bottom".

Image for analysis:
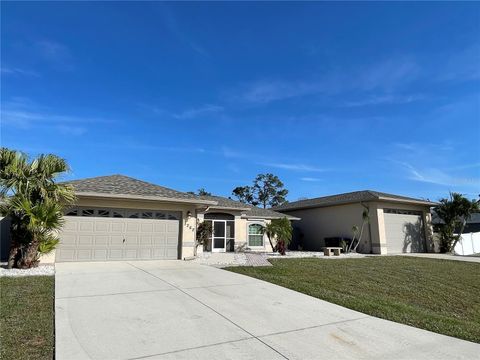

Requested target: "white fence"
[{"left": 454, "top": 232, "right": 480, "bottom": 256}]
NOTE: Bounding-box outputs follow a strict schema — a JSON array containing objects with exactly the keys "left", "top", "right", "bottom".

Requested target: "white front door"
[{"left": 212, "top": 220, "right": 226, "bottom": 252}]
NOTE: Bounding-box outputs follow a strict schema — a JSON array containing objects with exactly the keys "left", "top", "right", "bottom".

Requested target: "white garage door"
[
  {"left": 56, "top": 207, "right": 180, "bottom": 262},
  {"left": 384, "top": 209, "right": 426, "bottom": 254}
]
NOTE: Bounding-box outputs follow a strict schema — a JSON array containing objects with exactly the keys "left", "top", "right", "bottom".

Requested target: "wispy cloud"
[
  {"left": 401, "top": 162, "right": 480, "bottom": 188},
  {"left": 435, "top": 43, "right": 480, "bottom": 82},
  {"left": 234, "top": 57, "right": 420, "bottom": 105},
  {"left": 300, "top": 177, "right": 322, "bottom": 182},
  {"left": 261, "top": 162, "right": 327, "bottom": 172},
  {"left": 173, "top": 104, "right": 223, "bottom": 119},
  {"left": 1, "top": 98, "right": 112, "bottom": 135},
  {"left": 157, "top": 4, "right": 209, "bottom": 57},
  {"left": 343, "top": 94, "right": 425, "bottom": 107},
  {"left": 1, "top": 67, "right": 40, "bottom": 77},
  {"left": 34, "top": 39, "right": 74, "bottom": 70}
]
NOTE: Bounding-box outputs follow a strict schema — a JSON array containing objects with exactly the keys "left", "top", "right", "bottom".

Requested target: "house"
[
  {"left": 52, "top": 175, "right": 298, "bottom": 262},
  {"left": 431, "top": 211, "right": 480, "bottom": 233},
  {"left": 274, "top": 190, "right": 437, "bottom": 254}
]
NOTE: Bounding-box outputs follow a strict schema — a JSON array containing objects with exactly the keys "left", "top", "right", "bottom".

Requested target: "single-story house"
[
  {"left": 49, "top": 175, "right": 298, "bottom": 262},
  {"left": 274, "top": 190, "right": 437, "bottom": 254},
  {"left": 431, "top": 211, "right": 480, "bottom": 233}
]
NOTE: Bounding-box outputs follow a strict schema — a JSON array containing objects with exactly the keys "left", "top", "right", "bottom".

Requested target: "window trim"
[{"left": 247, "top": 222, "right": 265, "bottom": 248}]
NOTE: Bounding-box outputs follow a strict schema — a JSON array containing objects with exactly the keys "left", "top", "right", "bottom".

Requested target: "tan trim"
[
  {"left": 243, "top": 215, "right": 301, "bottom": 221},
  {"left": 208, "top": 205, "right": 251, "bottom": 211},
  {"left": 377, "top": 196, "right": 437, "bottom": 206},
  {"left": 76, "top": 192, "right": 217, "bottom": 205}
]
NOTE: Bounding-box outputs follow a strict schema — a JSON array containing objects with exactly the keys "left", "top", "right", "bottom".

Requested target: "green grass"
[
  {"left": 226, "top": 257, "right": 480, "bottom": 343},
  {"left": 0, "top": 276, "right": 55, "bottom": 360}
]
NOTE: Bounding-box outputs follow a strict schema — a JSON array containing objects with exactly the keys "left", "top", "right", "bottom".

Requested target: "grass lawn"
[
  {"left": 226, "top": 256, "right": 480, "bottom": 343},
  {"left": 0, "top": 276, "right": 55, "bottom": 360}
]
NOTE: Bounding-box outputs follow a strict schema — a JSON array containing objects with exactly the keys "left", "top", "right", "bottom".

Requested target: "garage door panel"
[
  {"left": 154, "top": 223, "right": 167, "bottom": 232},
  {"left": 384, "top": 212, "right": 425, "bottom": 254},
  {"left": 77, "top": 249, "right": 93, "bottom": 261},
  {"left": 78, "top": 235, "right": 94, "bottom": 246},
  {"left": 79, "top": 222, "right": 94, "bottom": 231},
  {"left": 58, "top": 208, "right": 180, "bottom": 262},
  {"left": 139, "top": 236, "right": 152, "bottom": 245},
  {"left": 93, "top": 249, "right": 108, "bottom": 260},
  {"left": 111, "top": 223, "right": 125, "bottom": 232},
  {"left": 95, "top": 236, "right": 109, "bottom": 246},
  {"left": 108, "top": 249, "right": 123, "bottom": 260}
]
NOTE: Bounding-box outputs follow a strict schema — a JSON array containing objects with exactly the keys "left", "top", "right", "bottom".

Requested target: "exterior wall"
[
  {"left": 196, "top": 209, "right": 273, "bottom": 253},
  {"left": 281, "top": 203, "right": 372, "bottom": 253},
  {"left": 281, "top": 201, "right": 434, "bottom": 254},
  {"left": 74, "top": 197, "right": 197, "bottom": 259}
]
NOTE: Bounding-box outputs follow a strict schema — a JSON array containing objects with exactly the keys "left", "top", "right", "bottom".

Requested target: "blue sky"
[{"left": 1, "top": 2, "right": 479, "bottom": 202}]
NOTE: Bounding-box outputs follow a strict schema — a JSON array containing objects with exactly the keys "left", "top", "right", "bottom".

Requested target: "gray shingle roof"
[
  {"left": 63, "top": 175, "right": 297, "bottom": 220},
  {"left": 432, "top": 211, "right": 480, "bottom": 225},
  {"left": 64, "top": 175, "right": 201, "bottom": 201},
  {"left": 198, "top": 195, "right": 250, "bottom": 209},
  {"left": 273, "top": 190, "right": 436, "bottom": 211},
  {"left": 199, "top": 195, "right": 299, "bottom": 219}
]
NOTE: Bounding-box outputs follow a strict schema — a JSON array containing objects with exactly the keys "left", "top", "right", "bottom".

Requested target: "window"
[
  {"left": 248, "top": 223, "right": 264, "bottom": 247},
  {"left": 155, "top": 212, "right": 166, "bottom": 219},
  {"left": 98, "top": 209, "right": 110, "bottom": 217},
  {"left": 142, "top": 212, "right": 153, "bottom": 219},
  {"left": 82, "top": 209, "right": 95, "bottom": 217},
  {"left": 66, "top": 209, "right": 78, "bottom": 216},
  {"left": 167, "top": 213, "right": 178, "bottom": 220},
  {"left": 112, "top": 211, "right": 124, "bottom": 218},
  {"left": 129, "top": 213, "right": 140, "bottom": 218}
]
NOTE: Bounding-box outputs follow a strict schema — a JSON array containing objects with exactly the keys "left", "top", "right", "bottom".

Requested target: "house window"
[
  {"left": 82, "top": 209, "right": 95, "bottom": 217},
  {"left": 66, "top": 209, "right": 78, "bottom": 216},
  {"left": 98, "top": 209, "right": 110, "bottom": 217},
  {"left": 248, "top": 223, "right": 264, "bottom": 247}
]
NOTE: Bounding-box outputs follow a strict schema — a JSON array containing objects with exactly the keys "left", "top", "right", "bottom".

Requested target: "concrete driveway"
[{"left": 56, "top": 261, "right": 479, "bottom": 360}]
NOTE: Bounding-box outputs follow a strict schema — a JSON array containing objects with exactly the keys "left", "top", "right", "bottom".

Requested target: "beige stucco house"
[
  {"left": 274, "top": 191, "right": 437, "bottom": 255},
  {"left": 53, "top": 175, "right": 297, "bottom": 262}
]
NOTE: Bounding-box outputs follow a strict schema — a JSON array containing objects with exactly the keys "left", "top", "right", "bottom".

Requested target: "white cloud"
[
  {"left": 234, "top": 57, "right": 420, "bottom": 104},
  {"left": 343, "top": 94, "right": 425, "bottom": 107},
  {"left": 1, "top": 67, "right": 40, "bottom": 77},
  {"left": 300, "top": 177, "right": 322, "bottom": 182},
  {"left": 262, "top": 162, "right": 327, "bottom": 172},
  {"left": 173, "top": 104, "right": 223, "bottom": 119},
  {"left": 1, "top": 98, "right": 112, "bottom": 135}
]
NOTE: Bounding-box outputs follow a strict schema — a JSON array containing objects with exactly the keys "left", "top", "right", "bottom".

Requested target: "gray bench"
[{"left": 324, "top": 247, "right": 342, "bottom": 256}]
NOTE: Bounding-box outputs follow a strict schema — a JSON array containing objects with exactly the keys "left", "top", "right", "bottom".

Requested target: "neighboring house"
[
  {"left": 431, "top": 211, "right": 480, "bottom": 234},
  {"left": 274, "top": 190, "right": 437, "bottom": 255},
  {"left": 52, "top": 175, "right": 297, "bottom": 262}
]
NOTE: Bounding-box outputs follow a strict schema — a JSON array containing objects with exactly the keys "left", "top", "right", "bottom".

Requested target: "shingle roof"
[
  {"left": 432, "top": 211, "right": 480, "bottom": 225},
  {"left": 273, "top": 190, "right": 436, "bottom": 211},
  {"left": 199, "top": 195, "right": 299, "bottom": 220},
  {"left": 198, "top": 195, "right": 251, "bottom": 209},
  {"left": 64, "top": 175, "right": 205, "bottom": 201},
  {"left": 63, "top": 175, "right": 298, "bottom": 219}
]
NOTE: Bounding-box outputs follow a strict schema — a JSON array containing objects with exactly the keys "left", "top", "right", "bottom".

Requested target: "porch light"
[{"left": 187, "top": 211, "right": 192, "bottom": 218}]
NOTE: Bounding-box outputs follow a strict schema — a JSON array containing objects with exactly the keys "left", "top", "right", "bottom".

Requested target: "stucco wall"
[
  {"left": 281, "top": 201, "right": 434, "bottom": 254},
  {"left": 281, "top": 203, "right": 372, "bottom": 252}
]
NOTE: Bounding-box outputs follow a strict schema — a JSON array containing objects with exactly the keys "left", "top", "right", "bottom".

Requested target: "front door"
[{"left": 212, "top": 220, "right": 226, "bottom": 252}]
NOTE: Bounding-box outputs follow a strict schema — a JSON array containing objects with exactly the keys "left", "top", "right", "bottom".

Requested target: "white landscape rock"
[{"left": 0, "top": 264, "right": 55, "bottom": 277}]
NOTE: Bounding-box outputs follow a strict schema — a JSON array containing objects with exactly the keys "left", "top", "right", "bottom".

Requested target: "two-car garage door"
[
  {"left": 384, "top": 209, "right": 426, "bottom": 254},
  {"left": 56, "top": 207, "right": 181, "bottom": 262}
]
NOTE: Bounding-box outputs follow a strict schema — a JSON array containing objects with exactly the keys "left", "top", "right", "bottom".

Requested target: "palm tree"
[
  {"left": 264, "top": 217, "right": 293, "bottom": 255},
  {"left": 347, "top": 207, "right": 370, "bottom": 253},
  {"left": 435, "top": 192, "right": 479, "bottom": 253},
  {"left": 0, "top": 148, "right": 75, "bottom": 268}
]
